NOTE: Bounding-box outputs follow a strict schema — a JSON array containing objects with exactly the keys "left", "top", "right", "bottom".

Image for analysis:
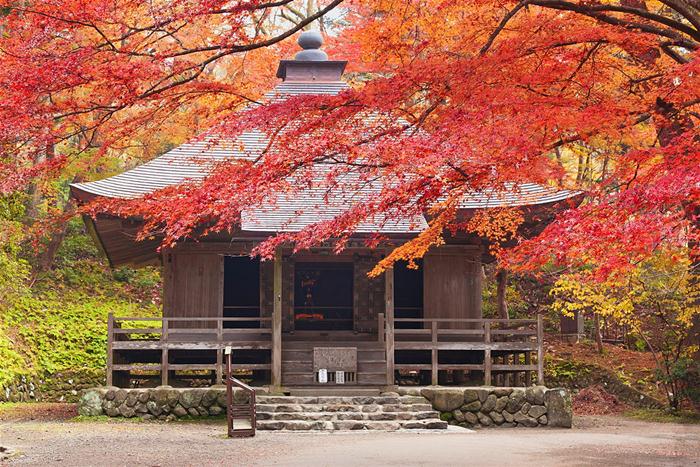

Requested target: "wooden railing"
[
  {"left": 226, "top": 349, "right": 256, "bottom": 438},
  {"left": 380, "top": 315, "right": 544, "bottom": 386},
  {"left": 107, "top": 314, "right": 272, "bottom": 386}
]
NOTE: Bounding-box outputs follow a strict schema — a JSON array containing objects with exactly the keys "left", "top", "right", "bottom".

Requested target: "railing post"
[
  {"left": 216, "top": 318, "right": 223, "bottom": 384},
  {"left": 226, "top": 348, "right": 234, "bottom": 437},
  {"left": 536, "top": 314, "right": 544, "bottom": 385},
  {"left": 271, "top": 250, "right": 282, "bottom": 389},
  {"left": 161, "top": 317, "right": 169, "bottom": 386},
  {"left": 106, "top": 313, "right": 114, "bottom": 386},
  {"left": 484, "top": 321, "right": 492, "bottom": 386},
  {"left": 431, "top": 321, "right": 438, "bottom": 386},
  {"left": 384, "top": 267, "right": 395, "bottom": 387},
  {"left": 377, "top": 313, "right": 385, "bottom": 344}
]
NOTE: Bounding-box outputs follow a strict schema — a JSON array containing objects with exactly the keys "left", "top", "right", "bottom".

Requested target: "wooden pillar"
[
  {"left": 271, "top": 250, "right": 283, "bottom": 389},
  {"left": 431, "top": 321, "right": 438, "bottom": 386},
  {"left": 484, "top": 321, "right": 492, "bottom": 386},
  {"left": 385, "top": 267, "right": 395, "bottom": 387},
  {"left": 525, "top": 351, "right": 532, "bottom": 386},
  {"left": 537, "top": 314, "right": 544, "bottom": 385},
  {"left": 161, "top": 317, "right": 169, "bottom": 386},
  {"left": 216, "top": 318, "right": 223, "bottom": 384},
  {"left": 106, "top": 313, "right": 114, "bottom": 386}
]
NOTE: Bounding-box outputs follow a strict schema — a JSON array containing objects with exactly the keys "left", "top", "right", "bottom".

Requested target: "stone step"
[
  {"left": 256, "top": 395, "right": 423, "bottom": 405},
  {"left": 256, "top": 418, "right": 448, "bottom": 431},
  {"left": 257, "top": 411, "right": 439, "bottom": 421},
  {"left": 256, "top": 403, "right": 436, "bottom": 414}
]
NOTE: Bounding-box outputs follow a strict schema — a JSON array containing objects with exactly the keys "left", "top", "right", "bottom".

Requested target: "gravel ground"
[{"left": 1, "top": 416, "right": 698, "bottom": 466}]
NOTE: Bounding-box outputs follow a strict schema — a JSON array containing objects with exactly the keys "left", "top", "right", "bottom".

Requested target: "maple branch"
[
  {"left": 481, "top": 0, "right": 531, "bottom": 55},
  {"left": 483, "top": 0, "right": 699, "bottom": 56},
  {"left": 138, "top": 0, "right": 345, "bottom": 99},
  {"left": 659, "top": 0, "right": 700, "bottom": 32},
  {"left": 529, "top": 0, "right": 699, "bottom": 49}
]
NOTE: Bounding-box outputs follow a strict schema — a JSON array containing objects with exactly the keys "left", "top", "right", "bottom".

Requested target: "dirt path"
[{"left": 1, "top": 416, "right": 698, "bottom": 466}]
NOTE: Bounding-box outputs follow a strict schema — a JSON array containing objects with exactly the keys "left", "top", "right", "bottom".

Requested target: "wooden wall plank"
[
  {"left": 163, "top": 252, "right": 222, "bottom": 328},
  {"left": 423, "top": 247, "right": 483, "bottom": 328}
]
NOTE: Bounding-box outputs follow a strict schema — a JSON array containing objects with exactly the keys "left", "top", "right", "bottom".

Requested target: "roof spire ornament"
[{"left": 295, "top": 30, "right": 328, "bottom": 61}]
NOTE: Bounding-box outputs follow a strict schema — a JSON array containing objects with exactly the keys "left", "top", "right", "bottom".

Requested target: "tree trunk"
[
  {"left": 593, "top": 313, "right": 604, "bottom": 354},
  {"left": 496, "top": 269, "right": 509, "bottom": 320}
]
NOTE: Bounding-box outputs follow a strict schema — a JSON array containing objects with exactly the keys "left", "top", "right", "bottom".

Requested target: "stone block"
[
  {"left": 528, "top": 405, "right": 547, "bottom": 419},
  {"left": 201, "top": 389, "right": 219, "bottom": 408},
  {"left": 78, "top": 390, "right": 103, "bottom": 417},
  {"left": 146, "top": 400, "right": 162, "bottom": 416},
  {"left": 477, "top": 412, "right": 493, "bottom": 426},
  {"left": 513, "top": 411, "right": 538, "bottom": 427},
  {"left": 464, "top": 412, "right": 478, "bottom": 425},
  {"left": 463, "top": 389, "right": 480, "bottom": 404},
  {"left": 495, "top": 396, "right": 509, "bottom": 412},
  {"left": 125, "top": 392, "right": 138, "bottom": 407},
  {"left": 453, "top": 410, "right": 465, "bottom": 422},
  {"left": 481, "top": 394, "right": 497, "bottom": 413},
  {"left": 208, "top": 405, "right": 223, "bottom": 416},
  {"left": 104, "top": 400, "right": 119, "bottom": 417},
  {"left": 526, "top": 386, "right": 546, "bottom": 405},
  {"left": 493, "top": 388, "right": 513, "bottom": 397},
  {"left": 489, "top": 411, "right": 504, "bottom": 425},
  {"left": 506, "top": 389, "right": 525, "bottom": 413},
  {"left": 118, "top": 404, "right": 136, "bottom": 418},
  {"left": 114, "top": 389, "right": 128, "bottom": 404},
  {"left": 461, "top": 401, "right": 481, "bottom": 412},
  {"left": 180, "top": 390, "right": 203, "bottom": 409},
  {"left": 135, "top": 402, "right": 148, "bottom": 414},
  {"left": 544, "top": 388, "right": 572, "bottom": 428},
  {"left": 423, "top": 388, "right": 465, "bottom": 412},
  {"left": 503, "top": 410, "right": 514, "bottom": 423}
]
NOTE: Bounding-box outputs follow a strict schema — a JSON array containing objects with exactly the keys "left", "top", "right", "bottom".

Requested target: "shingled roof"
[{"left": 70, "top": 31, "right": 580, "bottom": 248}]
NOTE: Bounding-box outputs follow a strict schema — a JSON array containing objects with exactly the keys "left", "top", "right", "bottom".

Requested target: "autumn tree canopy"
[{"left": 0, "top": 0, "right": 698, "bottom": 281}]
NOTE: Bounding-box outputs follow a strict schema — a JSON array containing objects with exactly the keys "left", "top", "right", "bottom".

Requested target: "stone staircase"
[{"left": 255, "top": 394, "right": 448, "bottom": 431}]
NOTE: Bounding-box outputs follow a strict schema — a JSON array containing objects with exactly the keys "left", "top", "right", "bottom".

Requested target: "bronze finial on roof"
[{"left": 276, "top": 30, "right": 347, "bottom": 82}]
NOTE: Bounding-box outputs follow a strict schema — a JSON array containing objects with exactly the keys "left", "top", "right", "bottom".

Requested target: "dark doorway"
[
  {"left": 294, "top": 262, "right": 353, "bottom": 331},
  {"left": 223, "top": 256, "right": 260, "bottom": 328},
  {"left": 394, "top": 260, "right": 423, "bottom": 329}
]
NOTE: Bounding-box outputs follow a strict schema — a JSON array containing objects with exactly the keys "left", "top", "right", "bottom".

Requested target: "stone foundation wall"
[
  {"left": 78, "top": 386, "right": 251, "bottom": 421},
  {"left": 398, "top": 386, "right": 572, "bottom": 428},
  {"left": 2, "top": 370, "right": 105, "bottom": 403},
  {"left": 80, "top": 385, "right": 572, "bottom": 428}
]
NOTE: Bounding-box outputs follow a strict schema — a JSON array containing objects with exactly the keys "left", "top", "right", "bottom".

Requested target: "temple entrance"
[
  {"left": 223, "top": 256, "right": 260, "bottom": 328},
  {"left": 394, "top": 260, "right": 424, "bottom": 329},
  {"left": 293, "top": 262, "right": 353, "bottom": 331}
]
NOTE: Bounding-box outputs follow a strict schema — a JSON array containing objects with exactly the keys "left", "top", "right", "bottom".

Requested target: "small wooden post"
[
  {"left": 484, "top": 321, "right": 492, "bottom": 386},
  {"left": 161, "top": 317, "right": 169, "bottom": 386},
  {"left": 525, "top": 351, "right": 532, "bottom": 386},
  {"left": 377, "top": 313, "right": 385, "bottom": 344},
  {"left": 384, "top": 267, "right": 395, "bottom": 387},
  {"left": 271, "top": 250, "right": 283, "bottom": 389},
  {"left": 106, "top": 313, "right": 114, "bottom": 386},
  {"left": 537, "top": 314, "right": 545, "bottom": 385},
  {"left": 216, "top": 318, "right": 223, "bottom": 384},
  {"left": 431, "top": 321, "right": 438, "bottom": 386}
]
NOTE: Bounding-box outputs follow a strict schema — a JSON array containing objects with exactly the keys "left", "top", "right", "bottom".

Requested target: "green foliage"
[
  {"left": 549, "top": 250, "right": 699, "bottom": 410},
  {"left": 545, "top": 359, "right": 591, "bottom": 382},
  {"left": 0, "top": 214, "right": 160, "bottom": 389}
]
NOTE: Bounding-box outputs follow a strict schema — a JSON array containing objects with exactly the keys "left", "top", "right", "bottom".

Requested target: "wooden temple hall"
[{"left": 70, "top": 32, "right": 579, "bottom": 392}]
